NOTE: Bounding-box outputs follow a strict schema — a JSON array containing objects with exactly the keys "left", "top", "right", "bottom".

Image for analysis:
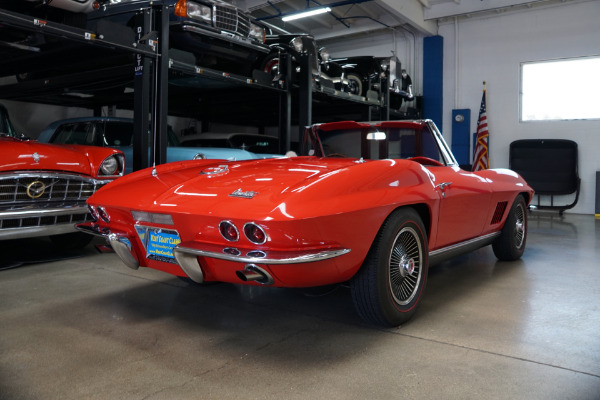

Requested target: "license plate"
[{"left": 136, "top": 225, "right": 181, "bottom": 261}]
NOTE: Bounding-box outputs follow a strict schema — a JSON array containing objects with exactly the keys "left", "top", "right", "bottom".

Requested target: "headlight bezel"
[
  {"left": 249, "top": 23, "right": 266, "bottom": 43},
  {"left": 98, "top": 154, "right": 124, "bottom": 177}
]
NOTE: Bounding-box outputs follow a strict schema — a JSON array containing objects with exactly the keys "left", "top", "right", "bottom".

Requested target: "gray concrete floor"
[{"left": 1, "top": 212, "right": 599, "bottom": 400}]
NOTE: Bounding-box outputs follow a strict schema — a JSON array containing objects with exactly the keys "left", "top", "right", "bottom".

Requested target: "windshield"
[
  {"left": 51, "top": 121, "right": 179, "bottom": 147},
  {"left": 0, "top": 106, "right": 18, "bottom": 137},
  {"left": 312, "top": 121, "right": 449, "bottom": 165}
]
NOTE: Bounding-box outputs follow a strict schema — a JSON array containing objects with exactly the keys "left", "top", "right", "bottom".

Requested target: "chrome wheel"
[
  {"left": 514, "top": 202, "right": 525, "bottom": 249},
  {"left": 389, "top": 226, "right": 423, "bottom": 306},
  {"left": 493, "top": 195, "right": 528, "bottom": 261}
]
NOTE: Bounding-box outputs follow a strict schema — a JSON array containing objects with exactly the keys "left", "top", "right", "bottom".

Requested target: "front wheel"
[
  {"left": 492, "top": 195, "right": 528, "bottom": 261},
  {"left": 346, "top": 73, "right": 362, "bottom": 95},
  {"left": 351, "top": 208, "right": 429, "bottom": 327}
]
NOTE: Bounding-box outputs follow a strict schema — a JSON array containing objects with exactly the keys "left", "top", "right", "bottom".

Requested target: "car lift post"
[
  {"left": 278, "top": 52, "right": 292, "bottom": 154},
  {"left": 132, "top": 7, "right": 152, "bottom": 172},
  {"left": 298, "top": 52, "right": 313, "bottom": 155},
  {"left": 152, "top": 2, "right": 169, "bottom": 168}
]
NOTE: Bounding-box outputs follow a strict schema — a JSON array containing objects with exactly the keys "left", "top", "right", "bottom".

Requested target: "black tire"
[
  {"left": 492, "top": 195, "right": 528, "bottom": 261},
  {"left": 346, "top": 73, "right": 363, "bottom": 95},
  {"left": 351, "top": 208, "right": 428, "bottom": 327},
  {"left": 49, "top": 232, "right": 93, "bottom": 250}
]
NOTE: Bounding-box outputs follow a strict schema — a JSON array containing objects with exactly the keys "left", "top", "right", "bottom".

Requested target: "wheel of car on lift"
[
  {"left": 49, "top": 232, "right": 93, "bottom": 250},
  {"left": 351, "top": 208, "right": 429, "bottom": 327},
  {"left": 261, "top": 53, "right": 280, "bottom": 77},
  {"left": 492, "top": 194, "right": 528, "bottom": 261},
  {"left": 261, "top": 52, "right": 297, "bottom": 86},
  {"left": 346, "top": 73, "right": 363, "bottom": 96}
]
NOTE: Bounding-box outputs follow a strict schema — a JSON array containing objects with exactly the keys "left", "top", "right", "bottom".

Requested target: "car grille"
[
  {"left": 0, "top": 212, "right": 93, "bottom": 230},
  {"left": 214, "top": 4, "right": 251, "bottom": 37},
  {"left": 0, "top": 173, "right": 107, "bottom": 229}
]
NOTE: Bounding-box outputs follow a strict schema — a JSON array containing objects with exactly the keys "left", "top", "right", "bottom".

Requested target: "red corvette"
[
  {"left": 78, "top": 120, "right": 533, "bottom": 326},
  {"left": 0, "top": 134, "right": 125, "bottom": 249}
]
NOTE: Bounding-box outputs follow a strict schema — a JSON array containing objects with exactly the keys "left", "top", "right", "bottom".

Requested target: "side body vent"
[{"left": 491, "top": 201, "right": 508, "bottom": 225}]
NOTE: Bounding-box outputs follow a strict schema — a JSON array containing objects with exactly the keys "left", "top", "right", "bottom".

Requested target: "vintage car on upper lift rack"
[
  {"left": 76, "top": 118, "right": 533, "bottom": 327},
  {"left": 86, "top": 0, "right": 271, "bottom": 77},
  {"left": 332, "top": 55, "right": 414, "bottom": 109},
  {"left": 0, "top": 105, "right": 125, "bottom": 249},
  {"left": 37, "top": 117, "right": 273, "bottom": 174},
  {"left": 260, "top": 33, "right": 348, "bottom": 91}
]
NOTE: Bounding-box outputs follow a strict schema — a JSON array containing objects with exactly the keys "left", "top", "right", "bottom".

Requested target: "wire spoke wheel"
[
  {"left": 513, "top": 202, "right": 525, "bottom": 249},
  {"left": 389, "top": 226, "right": 423, "bottom": 306},
  {"left": 493, "top": 195, "right": 528, "bottom": 261},
  {"left": 351, "top": 208, "right": 428, "bottom": 327}
]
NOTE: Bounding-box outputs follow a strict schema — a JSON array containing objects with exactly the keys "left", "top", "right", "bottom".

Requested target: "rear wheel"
[
  {"left": 346, "top": 73, "right": 362, "bottom": 95},
  {"left": 492, "top": 195, "right": 528, "bottom": 261},
  {"left": 351, "top": 208, "right": 428, "bottom": 327}
]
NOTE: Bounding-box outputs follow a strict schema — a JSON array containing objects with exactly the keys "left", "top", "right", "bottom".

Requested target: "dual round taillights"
[
  {"left": 89, "top": 205, "right": 110, "bottom": 223},
  {"left": 219, "top": 221, "right": 267, "bottom": 244}
]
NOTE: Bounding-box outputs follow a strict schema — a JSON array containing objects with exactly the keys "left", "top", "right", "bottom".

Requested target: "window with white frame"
[{"left": 520, "top": 56, "right": 600, "bottom": 121}]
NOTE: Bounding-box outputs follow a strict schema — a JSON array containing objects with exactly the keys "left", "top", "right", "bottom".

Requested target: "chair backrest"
[{"left": 509, "top": 139, "right": 578, "bottom": 195}]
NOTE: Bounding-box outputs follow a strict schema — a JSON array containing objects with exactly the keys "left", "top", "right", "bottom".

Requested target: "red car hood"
[
  {"left": 90, "top": 156, "right": 431, "bottom": 220},
  {"left": 1, "top": 137, "right": 97, "bottom": 175}
]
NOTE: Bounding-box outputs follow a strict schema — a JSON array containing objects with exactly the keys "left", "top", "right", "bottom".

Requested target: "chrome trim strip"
[
  {"left": 0, "top": 171, "right": 110, "bottom": 184},
  {"left": 0, "top": 206, "right": 88, "bottom": 218},
  {"left": 429, "top": 232, "right": 501, "bottom": 260},
  {"left": 180, "top": 25, "right": 270, "bottom": 53},
  {"left": 174, "top": 245, "right": 351, "bottom": 265},
  {"left": 0, "top": 223, "right": 79, "bottom": 239}
]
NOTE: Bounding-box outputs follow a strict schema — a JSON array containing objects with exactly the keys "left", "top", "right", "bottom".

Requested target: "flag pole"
[{"left": 483, "top": 81, "right": 488, "bottom": 166}]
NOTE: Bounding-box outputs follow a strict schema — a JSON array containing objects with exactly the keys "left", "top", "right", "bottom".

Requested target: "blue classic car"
[{"left": 37, "top": 117, "right": 267, "bottom": 174}]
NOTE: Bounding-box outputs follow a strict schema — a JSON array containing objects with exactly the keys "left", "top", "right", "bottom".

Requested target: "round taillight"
[
  {"left": 219, "top": 221, "right": 239, "bottom": 242},
  {"left": 97, "top": 206, "right": 110, "bottom": 223},
  {"left": 88, "top": 205, "right": 99, "bottom": 222},
  {"left": 244, "top": 223, "right": 267, "bottom": 245}
]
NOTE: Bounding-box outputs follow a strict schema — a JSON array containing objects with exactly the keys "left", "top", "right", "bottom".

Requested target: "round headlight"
[
  {"left": 193, "top": 152, "right": 206, "bottom": 160},
  {"left": 290, "top": 37, "right": 304, "bottom": 53},
  {"left": 99, "top": 155, "right": 119, "bottom": 176},
  {"left": 319, "top": 47, "right": 330, "bottom": 61}
]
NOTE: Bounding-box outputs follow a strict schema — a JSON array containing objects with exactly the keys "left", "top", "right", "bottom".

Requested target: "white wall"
[{"left": 440, "top": 0, "right": 600, "bottom": 214}]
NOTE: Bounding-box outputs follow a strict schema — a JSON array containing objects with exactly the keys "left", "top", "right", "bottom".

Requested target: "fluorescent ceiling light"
[{"left": 282, "top": 7, "right": 331, "bottom": 22}]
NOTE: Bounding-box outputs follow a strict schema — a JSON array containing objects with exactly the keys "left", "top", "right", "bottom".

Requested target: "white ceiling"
[{"left": 242, "top": 0, "right": 578, "bottom": 40}]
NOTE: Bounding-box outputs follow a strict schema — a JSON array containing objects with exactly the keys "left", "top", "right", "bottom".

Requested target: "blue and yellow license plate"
[{"left": 136, "top": 226, "right": 181, "bottom": 260}]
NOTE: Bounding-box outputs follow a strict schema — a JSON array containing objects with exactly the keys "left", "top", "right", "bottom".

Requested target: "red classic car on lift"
[
  {"left": 0, "top": 130, "right": 125, "bottom": 249},
  {"left": 78, "top": 120, "right": 533, "bottom": 326}
]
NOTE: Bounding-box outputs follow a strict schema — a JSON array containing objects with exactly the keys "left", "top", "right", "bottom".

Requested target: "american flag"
[{"left": 472, "top": 86, "right": 489, "bottom": 171}]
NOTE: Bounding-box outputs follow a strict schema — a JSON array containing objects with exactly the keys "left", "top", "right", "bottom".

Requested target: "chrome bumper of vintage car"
[
  {"left": 0, "top": 172, "right": 108, "bottom": 240},
  {"left": 77, "top": 223, "right": 351, "bottom": 285},
  {"left": 0, "top": 206, "right": 92, "bottom": 240},
  {"left": 180, "top": 25, "right": 270, "bottom": 54}
]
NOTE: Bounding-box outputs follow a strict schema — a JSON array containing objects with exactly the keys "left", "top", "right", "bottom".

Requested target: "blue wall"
[{"left": 423, "top": 36, "right": 444, "bottom": 131}]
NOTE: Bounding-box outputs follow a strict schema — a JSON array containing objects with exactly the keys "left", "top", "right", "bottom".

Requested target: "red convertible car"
[
  {"left": 1, "top": 134, "right": 125, "bottom": 249},
  {"left": 78, "top": 120, "right": 533, "bottom": 326}
]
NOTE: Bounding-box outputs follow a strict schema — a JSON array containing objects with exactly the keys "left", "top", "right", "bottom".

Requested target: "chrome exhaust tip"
[{"left": 236, "top": 264, "right": 274, "bottom": 285}]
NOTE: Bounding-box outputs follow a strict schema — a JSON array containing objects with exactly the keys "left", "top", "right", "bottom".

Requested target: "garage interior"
[{"left": 1, "top": 0, "right": 600, "bottom": 399}]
